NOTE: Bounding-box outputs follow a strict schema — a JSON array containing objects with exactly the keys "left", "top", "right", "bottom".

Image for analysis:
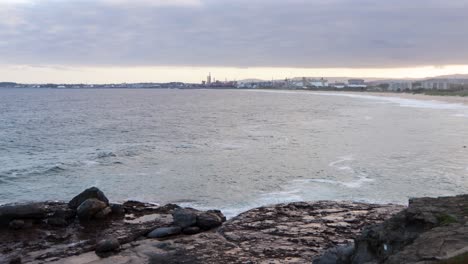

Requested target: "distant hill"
[
  {"left": 0, "top": 82, "right": 17, "bottom": 87},
  {"left": 432, "top": 74, "right": 468, "bottom": 79}
]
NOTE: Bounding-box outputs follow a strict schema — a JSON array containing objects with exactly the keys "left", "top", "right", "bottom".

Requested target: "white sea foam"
[
  {"left": 294, "top": 176, "right": 374, "bottom": 189},
  {"left": 328, "top": 155, "right": 354, "bottom": 167}
]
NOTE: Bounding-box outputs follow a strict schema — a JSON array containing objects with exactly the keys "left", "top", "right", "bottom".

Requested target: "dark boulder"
[
  {"left": 0, "top": 203, "right": 47, "bottom": 226},
  {"left": 147, "top": 226, "right": 182, "bottom": 238},
  {"left": 68, "top": 187, "right": 109, "bottom": 209},
  {"left": 196, "top": 211, "right": 225, "bottom": 230},
  {"left": 110, "top": 203, "right": 125, "bottom": 216},
  {"left": 349, "top": 194, "right": 468, "bottom": 264},
  {"left": 182, "top": 226, "right": 200, "bottom": 235},
  {"left": 95, "top": 207, "right": 112, "bottom": 219},
  {"left": 95, "top": 237, "right": 120, "bottom": 256},
  {"left": 313, "top": 244, "right": 354, "bottom": 264},
  {"left": 77, "top": 199, "right": 107, "bottom": 221},
  {"left": 172, "top": 208, "right": 197, "bottom": 228},
  {"left": 8, "top": 256, "right": 22, "bottom": 264}
]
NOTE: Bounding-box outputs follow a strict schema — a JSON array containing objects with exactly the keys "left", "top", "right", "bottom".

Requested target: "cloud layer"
[{"left": 1, "top": 0, "right": 467, "bottom": 68}]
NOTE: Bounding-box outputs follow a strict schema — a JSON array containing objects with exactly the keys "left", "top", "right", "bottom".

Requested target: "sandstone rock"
[
  {"left": 172, "top": 208, "right": 197, "bottom": 228},
  {"left": 77, "top": 199, "right": 107, "bottom": 221},
  {"left": 69, "top": 187, "right": 109, "bottom": 209},
  {"left": 0, "top": 200, "right": 402, "bottom": 264},
  {"left": 147, "top": 226, "right": 182, "bottom": 238},
  {"left": 95, "top": 237, "right": 120, "bottom": 255}
]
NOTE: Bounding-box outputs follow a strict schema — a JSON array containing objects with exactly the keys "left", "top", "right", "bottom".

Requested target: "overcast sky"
[{"left": 1, "top": 0, "right": 468, "bottom": 83}]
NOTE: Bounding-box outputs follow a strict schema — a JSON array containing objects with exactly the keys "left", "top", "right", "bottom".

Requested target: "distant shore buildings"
[{"left": 2, "top": 75, "right": 468, "bottom": 93}]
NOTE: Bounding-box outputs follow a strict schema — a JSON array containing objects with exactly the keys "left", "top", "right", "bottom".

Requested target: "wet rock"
[
  {"left": 9, "top": 219, "right": 25, "bottom": 230},
  {"left": 0, "top": 203, "right": 47, "bottom": 226},
  {"left": 182, "top": 226, "right": 201, "bottom": 235},
  {"left": 95, "top": 237, "right": 120, "bottom": 256},
  {"left": 147, "top": 226, "right": 182, "bottom": 238},
  {"left": 77, "top": 199, "right": 107, "bottom": 221},
  {"left": 110, "top": 203, "right": 125, "bottom": 216},
  {"left": 172, "top": 208, "right": 197, "bottom": 228},
  {"left": 69, "top": 187, "right": 109, "bottom": 209},
  {"left": 196, "top": 211, "right": 224, "bottom": 230}
]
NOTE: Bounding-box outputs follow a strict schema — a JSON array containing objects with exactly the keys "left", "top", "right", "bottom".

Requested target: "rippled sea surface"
[{"left": 1, "top": 88, "right": 468, "bottom": 217}]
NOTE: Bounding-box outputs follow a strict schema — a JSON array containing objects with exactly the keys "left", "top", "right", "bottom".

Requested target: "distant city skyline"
[{"left": 1, "top": 0, "right": 468, "bottom": 83}]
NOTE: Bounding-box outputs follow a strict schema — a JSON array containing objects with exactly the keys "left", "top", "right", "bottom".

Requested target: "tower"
[{"left": 207, "top": 73, "right": 212, "bottom": 85}]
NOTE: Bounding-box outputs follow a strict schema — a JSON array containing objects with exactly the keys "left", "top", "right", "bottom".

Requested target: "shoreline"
[
  {"left": 0, "top": 187, "right": 404, "bottom": 263},
  {"left": 354, "top": 91, "right": 468, "bottom": 106},
  {"left": 1, "top": 187, "right": 468, "bottom": 263}
]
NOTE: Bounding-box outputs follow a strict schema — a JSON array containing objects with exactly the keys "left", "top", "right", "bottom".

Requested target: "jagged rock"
[
  {"left": 9, "top": 219, "right": 25, "bottom": 230},
  {"left": 77, "top": 199, "right": 107, "bottom": 221},
  {"left": 172, "top": 208, "right": 197, "bottom": 228},
  {"left": 147, "top": 226, "right": 182, "bottom": 238},
  {"left": 95, "top": 237, "right": 120, "bottom": 255},
  {"left": 69, "top": 187, "right": 109, "bottom": 209},
  {"left": 349, "top": 194, "right": 468, "bottom": 264},
  {"left": 196, "top": 211, "right": 224, "bottom": 230}
]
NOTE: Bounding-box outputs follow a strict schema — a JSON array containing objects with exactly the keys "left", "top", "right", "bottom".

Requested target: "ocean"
[{"left": 1, "top": 88, "right": 467, "bottom": 217}]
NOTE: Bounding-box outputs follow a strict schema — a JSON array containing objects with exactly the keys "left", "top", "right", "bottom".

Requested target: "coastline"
[
  {"left": 1, "top": 187, "right": 468, "bottom": 263},
  {"left": 357, "top": 91, "right": 468, "bottom": 106}
]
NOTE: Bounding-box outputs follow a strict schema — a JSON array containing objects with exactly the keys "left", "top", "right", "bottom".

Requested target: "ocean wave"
[
  {"left": 301, "top": 175, "right": 375, "bottom": 188},
  {"left": 0, "top": 164, "right": 68, "bottom": 181},
  {"left": 96, "top": 151, "right": 117, "bottom": 159}
]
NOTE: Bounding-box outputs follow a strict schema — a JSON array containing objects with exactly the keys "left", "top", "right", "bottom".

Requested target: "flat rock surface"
[
  {"left": 0, "top": 201, "right": 177, "bottom": 264},
  {"left": 47, "top": 201, "right": 404, "bottom": 264}
]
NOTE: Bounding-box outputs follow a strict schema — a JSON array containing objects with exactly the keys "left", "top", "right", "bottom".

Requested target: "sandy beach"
[{"left": 360, "top": 92, "right": 468, "bottom": 106}]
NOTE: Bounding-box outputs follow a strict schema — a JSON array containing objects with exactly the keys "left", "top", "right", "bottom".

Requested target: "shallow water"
[{"left": 1, "top": 88, "right": 467, "bottom": 217}]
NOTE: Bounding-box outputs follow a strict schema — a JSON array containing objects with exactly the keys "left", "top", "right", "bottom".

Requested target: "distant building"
[
  {"left": 421, "top": 79, "right": 450, "bottom": 90},
  {"left": 207, "top": 73, "right": 212, "bottom": 85},
  {"left": 389, "top": 82, "right": 413, "bottom": 91},
  {"left": 419, "top": 78, "right": 468, "bottom": 90},
  {"left": 310, "top": 78, "right": 328, "bottom": 87},
  {"left": 330, "top": 82, "right": 346, "bottom": 89},
  {"left": 347, "top": 79, "right": 367, "bottom": 88}
]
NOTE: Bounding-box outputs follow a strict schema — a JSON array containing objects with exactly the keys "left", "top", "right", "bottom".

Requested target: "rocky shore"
[{"left": 1, "top": 188, "right": 467, "bottom": 264}]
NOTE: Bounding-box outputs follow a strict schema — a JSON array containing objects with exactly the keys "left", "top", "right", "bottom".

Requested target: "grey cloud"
[{"left": 0, "top": 0, "right": 467, "bottom": 68}]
